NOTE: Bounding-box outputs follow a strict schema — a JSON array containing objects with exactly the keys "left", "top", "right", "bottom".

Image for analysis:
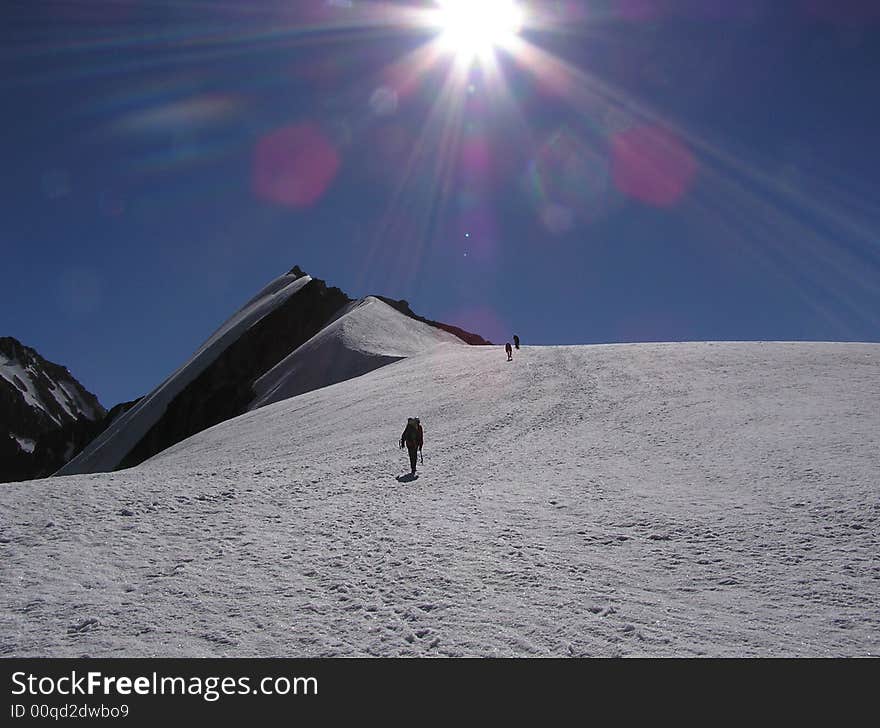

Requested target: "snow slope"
[
  {"left": 251, "top": 296, "right": 464, "bottom": 409},
  {"left": 57, "top": 273, "right": 312, "bottom": 476},
  {"left": 2, "top": 342, "right": 878, "bottom": 657}
]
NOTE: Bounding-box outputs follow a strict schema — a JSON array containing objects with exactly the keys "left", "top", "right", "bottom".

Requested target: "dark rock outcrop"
[
  {"left": 29, "top": 397, "right": 141, "bottom": 479},
  {"left": 0, "top": 337, "right": 107, "bottom": 482},
  {"left": 0, "top": 434, "right": 33, "bottom": 483},
  {"left": 0, "top": 337, "right": 104, "bottom": 432},
  {"left": 119, "top": 276, "right": 352, "bottom": 469},
  {"left": 104, "top": 398, "right": 141, "bottom": 427}
]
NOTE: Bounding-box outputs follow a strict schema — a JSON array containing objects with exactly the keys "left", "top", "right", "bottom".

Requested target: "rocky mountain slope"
[
  {"left": 0, "top": 337, "right": 106, "bottom": 481},
  {"left": 56, "top": 266, "right": 485, "bottom": 477}
]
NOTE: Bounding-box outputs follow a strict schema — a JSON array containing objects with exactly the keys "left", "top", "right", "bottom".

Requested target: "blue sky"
[{"left": 3, "top": 1, "right": 879, "bottom": 407}]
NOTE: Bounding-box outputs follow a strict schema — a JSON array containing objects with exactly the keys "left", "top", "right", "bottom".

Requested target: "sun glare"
[{"left": 434, "top": 0, "right": 523, "bottom": 63}]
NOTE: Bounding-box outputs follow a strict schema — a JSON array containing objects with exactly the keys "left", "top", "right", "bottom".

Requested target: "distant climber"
[
  {"left": 513, "top": 335, "right": 520, "bottom": 350},
  {"left": 399, "top": 417, "right": 423, "bottom": 476},
  {"left": 505, "top": 342, "right": 513, "bottom": 361}
]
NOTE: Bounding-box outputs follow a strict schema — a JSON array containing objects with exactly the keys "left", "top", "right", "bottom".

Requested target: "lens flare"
[
  {"left": 252, "top": 124, "right": 340, "bottom": 208},
  {"left": 611, "top": 125, "right": 697, "bottom": 207},
  {"left": 434, "top": 0, "right": 524, "bottom": 63}
]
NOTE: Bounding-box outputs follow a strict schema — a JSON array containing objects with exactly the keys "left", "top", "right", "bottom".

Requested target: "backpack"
[{"left": 403, "top": 418, "right": 422, "bottom": 447}]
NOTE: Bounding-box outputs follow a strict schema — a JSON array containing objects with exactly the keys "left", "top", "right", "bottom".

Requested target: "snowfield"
[{"left": 1, "top": 342, "right": 878, "bottom": 657}]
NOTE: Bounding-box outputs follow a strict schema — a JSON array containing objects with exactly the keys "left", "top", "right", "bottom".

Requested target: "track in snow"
[{"left": 2, "top": 343, "right": 878, "bottom": 656}]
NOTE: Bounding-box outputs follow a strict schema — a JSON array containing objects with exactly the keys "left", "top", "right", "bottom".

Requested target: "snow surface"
[
  {"left": 251, "top": 296, "right": 464, "bottom": 410},
  {"left": 2, "top": 342, "right": 878, "bottom": 657},
  {"left": 57, "top": 273, "right": 312, "bottom": 476}
]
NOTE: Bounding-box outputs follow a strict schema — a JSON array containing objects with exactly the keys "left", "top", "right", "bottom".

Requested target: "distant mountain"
[
  {"left": 58, "top": 266, "right": 487, "bottom": 476},
  {"left": 0, "top": 336, "right": 106, "bottom": 482}
]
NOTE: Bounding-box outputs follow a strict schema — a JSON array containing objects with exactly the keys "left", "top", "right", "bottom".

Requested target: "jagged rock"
[{"left": 0, "top": 337, "right": 108, "bottom": 482}]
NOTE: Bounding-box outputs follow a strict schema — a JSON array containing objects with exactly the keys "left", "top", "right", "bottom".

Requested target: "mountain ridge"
[{"left": 54, "top": 266, "right": 487, "bottom": 478}]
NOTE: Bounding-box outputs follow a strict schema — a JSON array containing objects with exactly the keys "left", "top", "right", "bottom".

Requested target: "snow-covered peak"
[
  {"left": 57, "top": 272, "right": 313, "bottom": 476},
  {"left": 0, "top": 337, "right": 104, "bottom": 431},
  {"left": 53, "top": 267, "right": 486, "bottom": 477},
  {"left": 251, "top": 296, "right": 465, "bottom": 410}
]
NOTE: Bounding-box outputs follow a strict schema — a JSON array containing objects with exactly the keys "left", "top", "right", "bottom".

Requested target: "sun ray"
[
  {"left": 5, "top": 2, "right": 435, "bottom": 88},
  {"left": 21, "top": 0, "right": 875, "bottom": 334},
  {"left": 361, "top": 41, "right": 471, "bottom": 289},
  {"left": 497, "top": 30, "right": 880, "bottom": 333}
]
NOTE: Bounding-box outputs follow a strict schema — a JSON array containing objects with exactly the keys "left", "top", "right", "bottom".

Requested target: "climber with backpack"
[{"left": 400, "top": 417, "right": 423, "bottom": 476}]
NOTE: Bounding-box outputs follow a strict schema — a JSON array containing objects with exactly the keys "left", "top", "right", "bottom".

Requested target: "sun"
[{"left": 433, "top": 0, "right": 524, "bottom": 63}]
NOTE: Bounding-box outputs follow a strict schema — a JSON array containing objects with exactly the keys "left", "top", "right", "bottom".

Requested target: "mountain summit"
[
  {"left": 57, "top": 267, "right": 487, "bottom": 476},
  {"left": 0, "top": 337, "right": 106, "bottom": 481}
]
